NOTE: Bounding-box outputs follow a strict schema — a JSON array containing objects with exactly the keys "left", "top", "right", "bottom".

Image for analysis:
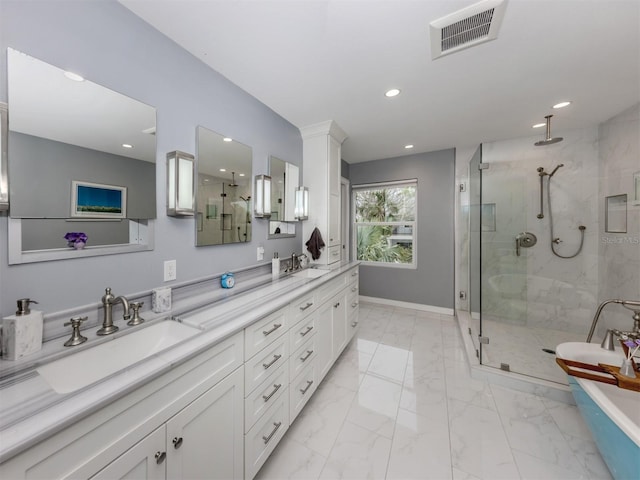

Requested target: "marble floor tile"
[
  {"left": 255, "top": 436, "right": 327, "bottom": 480},
  {"left": 287, "top": 381, "right": 357, "bottom": 457},
  {"left": 257, "top": 302, "right": 611, "bottom": 480},
  {"left": 386, "top": 408, "right": 452, "bottom": 480},
  {"left": 367, "top": 344, "right": 409, "bottom": 383},
  {"left": 491, "top": 385, "right": 587, "bottom": 473},
  {"left": 448, "top": 398, "right": 520, "bottom": 479},
  {"left": 319, "top": 421, "right": 392, "bottom": 480},
  {"left": 345, "top": 373, "right": 402, "bottom": 438}
]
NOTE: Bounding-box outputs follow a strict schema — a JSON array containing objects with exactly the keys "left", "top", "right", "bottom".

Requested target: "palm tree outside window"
[{"left": 353, "top": 180, "right": 417, "bottom": 267}]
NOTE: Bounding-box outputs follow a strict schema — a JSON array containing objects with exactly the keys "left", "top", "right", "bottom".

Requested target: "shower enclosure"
[{"left": 468, "top": 136, "right": 600, "bottom": 384}]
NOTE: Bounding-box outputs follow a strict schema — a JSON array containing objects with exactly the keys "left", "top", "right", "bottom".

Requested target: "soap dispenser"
[{"left": 2, "top": 298, "right": 44, "bottom": 360}]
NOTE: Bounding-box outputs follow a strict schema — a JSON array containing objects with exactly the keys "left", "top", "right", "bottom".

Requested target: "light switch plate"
[{"left": 164, "top": 260, "right": 176, "bottom": 282}]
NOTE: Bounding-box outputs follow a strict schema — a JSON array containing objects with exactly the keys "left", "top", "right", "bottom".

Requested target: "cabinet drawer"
[
  {"left": 289, "top": 292, "right": 317, "bottom": 324},
  {"left": 347, "top": 267, "right": 359, "bottom": 286},
  {"left": 245, "top": 389, "right": 289, "bottom": 480},
  {"left": 348, "top": 291, "right": 360, "bottom": 338},
  {"left": 316, "top": 274, "right": 346, "bottom": 305},
  {"left": 327, "top": 244, "right": 341, "bottom": 264},
  {"left": 290, "top": 335, "right": 318, "bottom": 380},
  {"left": 290, "top": 360, "right": 318, "bottom": 423},
  {"left": 244, "top": 307, "right": 288, "bottom": 361},
  {"left": 289, "top": 310, "right": 317, "bottom": 352},
  {"left": 245, "top": 336, "right": 289, "bottom": 394},
  {"left": 245, "top": 362, "right": 289, "bottom": 433}
]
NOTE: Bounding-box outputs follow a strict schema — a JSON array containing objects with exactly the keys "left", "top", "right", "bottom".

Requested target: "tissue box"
[{"left": 151, "top": 287, "right": 172, "bottom": 313}]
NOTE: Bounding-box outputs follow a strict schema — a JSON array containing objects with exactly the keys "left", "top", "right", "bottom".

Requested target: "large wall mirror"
[
  {"left": 268, "top": 156, "right": 298, "bottom": 238},
  {"left": 7, "top": 48, "right": 157, "bottom": 264},
  {"left": 196, "top": 126, "right": 252, "bottom": 246}
]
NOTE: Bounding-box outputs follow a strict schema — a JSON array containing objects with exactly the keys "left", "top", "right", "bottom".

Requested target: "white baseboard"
[{"left": 359, "top": 295, "right": 454, "bottom": 316}]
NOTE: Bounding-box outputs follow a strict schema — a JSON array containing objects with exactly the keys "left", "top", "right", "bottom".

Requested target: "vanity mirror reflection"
[
  {"left": 268, "top": 156, "right": 299, "bottom": 238},
  {"left": 7, "top": 48, "right": 157, "bottom": 264},
  {"left": 196, "top": 126, "right": 252, "bottom": 246}
]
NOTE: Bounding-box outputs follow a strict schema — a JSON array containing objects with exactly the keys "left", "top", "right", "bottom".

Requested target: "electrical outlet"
[
  {"left": 257, "top": 246, "right": 264, "bottom": 261},
  {"left": 164, "top": 260, "right": 177, "bottom": 282}
]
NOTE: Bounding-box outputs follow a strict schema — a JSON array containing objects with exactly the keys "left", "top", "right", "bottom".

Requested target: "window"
[{"left": 353, "top": 180, "right": 417, "bottom": 267}]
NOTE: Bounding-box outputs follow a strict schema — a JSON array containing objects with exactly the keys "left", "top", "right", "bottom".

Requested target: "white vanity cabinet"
[
  {"left": 301, "top": 120, "right": 347, "bottom": 265},
  {"left": 0, "top": 332, "right": 244, "bottom": 480},
  {"left": 92, "top": 367, "right": 244, "bottom": 480}
]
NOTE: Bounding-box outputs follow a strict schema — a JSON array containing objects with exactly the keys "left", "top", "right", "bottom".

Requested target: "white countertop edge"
[{"left": 0, "top": 261, "right": 359, "bottom": 462}]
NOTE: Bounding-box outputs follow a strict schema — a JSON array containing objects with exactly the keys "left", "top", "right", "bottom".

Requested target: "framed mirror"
[
  {"left": 196, "top": 126, "right": 252, "bottom": 246},
  {"left": 7, "top": 48, "right": 157, "bottom": 264},
  {"left": 268, "top": 156, "right": 299, "bottom": 238}
]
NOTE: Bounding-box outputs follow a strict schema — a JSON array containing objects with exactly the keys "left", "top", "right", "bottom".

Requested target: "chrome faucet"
[
  {"left": 586, "top": 298, "right": 640, "bottom": 345},
  {"left": 97, "top": 287, "right": 131, "bottom": 335}
]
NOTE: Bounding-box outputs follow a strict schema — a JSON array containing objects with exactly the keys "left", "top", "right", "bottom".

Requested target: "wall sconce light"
[
  {"left": 166, "top": 150, "right": 195, "bottom": 217},
  {"left": 294, "top": 186, "right": 309, "bottom": 220},
  {"left": 254, "top": 174, "right": 271, "bottom": 218}
]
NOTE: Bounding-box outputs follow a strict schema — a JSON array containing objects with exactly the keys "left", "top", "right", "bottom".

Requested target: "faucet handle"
[
  {"left": 64, "top": 316, "right": 88, "bottom": 347},
  {"left": 127, "top": 302, "right": 145, "bottom": 327}
]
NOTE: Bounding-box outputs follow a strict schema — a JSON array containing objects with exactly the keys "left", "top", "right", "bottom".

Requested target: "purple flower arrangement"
[{"left": 64, "top": 232, "right": 88, "bottom": 249}]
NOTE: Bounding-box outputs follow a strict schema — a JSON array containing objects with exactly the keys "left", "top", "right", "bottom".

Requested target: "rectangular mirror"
[
  {"left": 268, "top": 156, "right": 299, "bottom": 239},
  {"left": 7, "top": 48, "right": 157, "bottom": 263},
  {"left": 196, "top": 126, "right": 252, "bottom": 245}
]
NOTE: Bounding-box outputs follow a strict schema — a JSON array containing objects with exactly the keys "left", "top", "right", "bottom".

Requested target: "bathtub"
[{"left": 556, "top": 342, "right": 640, "bottom": 480}]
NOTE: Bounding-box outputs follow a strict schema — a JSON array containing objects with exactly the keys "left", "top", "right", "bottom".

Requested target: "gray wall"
[
  {"left": 349, "top": 149, "right": 456, "bottom": 309},
  {"left": 0, "top": 0, "right": 302, "bottom": 315},
  {"left": 9, "top": 132, "right": 156, "bottom": 219}
]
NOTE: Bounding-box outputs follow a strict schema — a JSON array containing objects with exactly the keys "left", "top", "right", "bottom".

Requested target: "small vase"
[
  {"left": 619, "top": 358, "right": 637, "bottom": 378},
  {"left": 74, "top": 241, "right": 86, "bottom": 250}
]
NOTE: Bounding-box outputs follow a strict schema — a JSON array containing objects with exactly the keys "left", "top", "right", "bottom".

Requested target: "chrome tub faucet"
[{"left": 97, "top": 287, "right": 131, "bottom": 335}]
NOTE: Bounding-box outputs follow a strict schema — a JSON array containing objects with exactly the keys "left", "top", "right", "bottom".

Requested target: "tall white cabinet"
[{"left": 301, "top": 121, "right": 347, "bottom": 265}]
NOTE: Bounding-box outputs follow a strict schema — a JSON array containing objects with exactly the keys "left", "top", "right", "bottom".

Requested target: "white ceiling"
[{"left": 119, "top": 0, "right": 640, "bottom": 164}]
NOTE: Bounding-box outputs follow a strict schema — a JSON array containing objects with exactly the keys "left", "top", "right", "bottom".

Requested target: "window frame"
[{"left": 352, "top": 179, "right": 417, "bottom": 269}]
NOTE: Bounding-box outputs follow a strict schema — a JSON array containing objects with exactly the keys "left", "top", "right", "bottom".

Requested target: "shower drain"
[{"left": 542, "top": 348, "right": 556, "bottom": 355}]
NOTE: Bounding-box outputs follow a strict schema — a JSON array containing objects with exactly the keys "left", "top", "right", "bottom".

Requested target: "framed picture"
[
  {"left": 71, "top": 181, "right": 127, "bottom": 219},
  {"left": 605, "top": 194, "right": 627, "bottom": 233}
]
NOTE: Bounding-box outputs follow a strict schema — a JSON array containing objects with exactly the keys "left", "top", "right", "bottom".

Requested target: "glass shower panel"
[
  {"left": 479, "top": 158, "right": 530, "bottom": 372},
  {"left": 468, "top": 146, "right": 482, "bottom": 357}
]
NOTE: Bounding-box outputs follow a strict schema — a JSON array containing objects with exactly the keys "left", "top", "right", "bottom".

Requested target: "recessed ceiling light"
[
  {"left": 223, "top": 137, "right": 233, "bottom": 142},
  {"left": 404, "top": 144, "right": 414, "bottom": 149},
  {"left": 219, "top": 168, "right": 226, "bottom": 172},
  {"left": 122, "top": 143, "right": 133, "bottom": 148},
  {"left": 385, "top": 89, "right": 401, "bottom": 98},
  {"left": 532, "top": 123, "right": 546, "bottom": 128},
  {"left": 64, "top": 71, "right": 84, "bottom": 82},
  {"left": 553, "top": 101, "right": 571, "bottom": 109}
]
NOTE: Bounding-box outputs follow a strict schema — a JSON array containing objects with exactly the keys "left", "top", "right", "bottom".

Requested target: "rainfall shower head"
[
  {"left": 229, "top": 172, "right": 238, "bottom": 187},
  {"left": 534, "top": 115, "right": 563, "bottom": 146}
]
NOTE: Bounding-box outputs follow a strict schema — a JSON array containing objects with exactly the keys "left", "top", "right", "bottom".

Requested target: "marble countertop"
[{"left": 0, "top": 261, "right": 359, "bottom": 462}]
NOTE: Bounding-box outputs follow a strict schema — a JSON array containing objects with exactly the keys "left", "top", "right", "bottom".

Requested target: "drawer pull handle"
[
  {"left": 299, "top": 302, "right": 314, "bottom": 311},
  {"left": 262, "top": 422, "right": 282, "bottom": 445},
  {"left": 155, "top": 451, "right": 166, "bottom": 464},
  {"left": 351, "top": 287, "right": 357, "bottom": 292},
  {"left": 300, "top": 325, "right": 314, "bottom": 337},
  {"left": 352, "top": 302, "right": 358, "bottom": 308},
  {"left": 351, "top": 272, "right": 358, "bottom": 277},
  {"left": 263, "top": 354, "right": 282, "bottom": 369},
  {"left": 262, "top": 323, "right": 282, "bottom": 336},
  {"left": 262, "top": 383, "right": 282, "bottom": 402},
  {"left": 334, "top": 302, "right": 340, "bottom": 308},
  {"left": 300, "top": 380, "right": 314, "bottom": 395},
  {"left": 172, "top": 437, "right": 183, "bottom": 449},
  {"left": 300, "top": 350, "right": 314, "bottom": 362},
  {"left": 351, "top": 321, "right": 358, "bottom": 328}
]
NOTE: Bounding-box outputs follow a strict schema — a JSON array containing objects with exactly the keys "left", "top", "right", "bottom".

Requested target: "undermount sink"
[
  {"left": 37, "top": 320, "right": 200, "bottom": 394},
  {"left": 291, "top": 268, "right": 331, "bottom": 279}
]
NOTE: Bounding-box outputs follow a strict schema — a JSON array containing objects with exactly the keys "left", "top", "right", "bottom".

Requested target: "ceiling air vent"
[{"left": 430, "top": 0, "right": 508, "bottom": 60}]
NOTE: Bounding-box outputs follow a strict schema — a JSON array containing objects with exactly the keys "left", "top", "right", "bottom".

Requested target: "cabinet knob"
[
  {"left": 172, "top": 436, "right": 183, "bottom": 449},
  {"left": 155, "top": 451, "right": 166, "bottom": 464},
  {"left": 333, "top": 302, "right": 340, "bottom": 308}
]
